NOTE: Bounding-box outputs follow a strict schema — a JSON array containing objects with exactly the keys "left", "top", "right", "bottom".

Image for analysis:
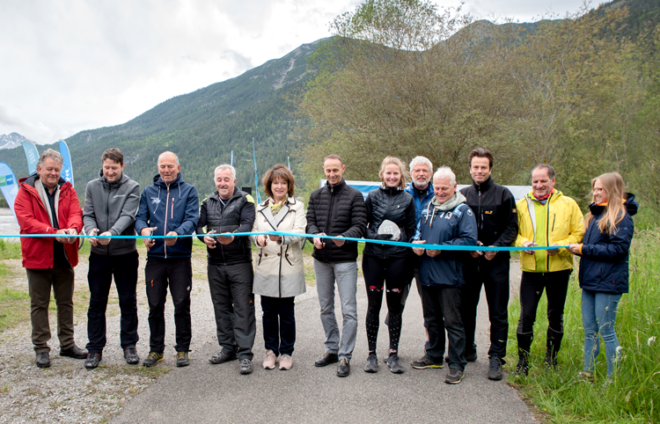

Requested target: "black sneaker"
[
  {"left": 239, "top": 359, "right": 253, "bottom": 374},
  {"left": 84, "top": 353, "right": 102, "bottom": 369},
  {"left": 60, "top": 345, "right": 88, "bottom": 359},
  {"left": 35, "top": 352, "right": 50, "bottom": 368},
  {"left": 209, "top": 351, "right": 237, "bottom": 365},
  {"left": 465, "top": 351, "right": 478, "bottom": 362},
  {"left": 363, "top": 353, "right": 378, "bottom": 373},
  {"left": 514, "top": 358, "right": 529, "bottom": 377},
  {"left": 124, "top": 347, "right": 140, "bottom": 365},
  {"left": 337, "top": 358, "right": 350, "bottom": 377},
  {"left": 143, "top": 351, "right": 164, "bottom": 367},
  {"left": 488, "top": 357, "right": 504, "bottom": 381},
  {"left": 411, "top": 356, "right": 443, "bottom": 369},
  {"left": 544, "top": 353, "right": 558, "bottom": 371},
  {"left": 386, "top": 354, "right": 404, "bottom": 374},
  {"left": 445, "top": 368, "right": 465, "bottom": 384},
  {"left": 315, "top": 352, "right": 339, "bottom": 367},
  {"left": 176, "top": 352, "right": 190, "bottom": 367}
]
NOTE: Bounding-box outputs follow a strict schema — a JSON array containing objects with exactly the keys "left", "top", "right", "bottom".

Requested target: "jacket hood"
[
  {"left": 431, "top": 192, "right": 466, "bottom": 211},
  {"left": 20, "top": 174, "right": 67, "bottom": 190},
  {"left": 588, "top": 192, "right": 639, "bottom": 217}
]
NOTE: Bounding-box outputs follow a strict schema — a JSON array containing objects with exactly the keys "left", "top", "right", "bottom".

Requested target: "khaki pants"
[{"left": 27, "top": 262, "right": 76, "bottom": 353}]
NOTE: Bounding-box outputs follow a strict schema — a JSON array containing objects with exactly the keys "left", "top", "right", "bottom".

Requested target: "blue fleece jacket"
[
  {"left": 135, "top": 173, "right": 199, "bottom": 258},
  {"left": 405, "top": 182, "right": 434, "bottom": 226}
]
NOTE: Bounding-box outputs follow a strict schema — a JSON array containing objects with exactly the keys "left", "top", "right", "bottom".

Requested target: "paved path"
[{"left": 112, "top": 263, "right": 535, "bottom": 424}]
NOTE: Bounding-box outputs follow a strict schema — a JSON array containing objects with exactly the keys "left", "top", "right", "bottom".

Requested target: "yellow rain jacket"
[{"left": 515, "top": 190, "right": 584, "bottom": 273}]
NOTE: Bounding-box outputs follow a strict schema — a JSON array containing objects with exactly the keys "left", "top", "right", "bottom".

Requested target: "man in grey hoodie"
[{"left": 82, "top": 148, "right": 141, "bottom": 369}]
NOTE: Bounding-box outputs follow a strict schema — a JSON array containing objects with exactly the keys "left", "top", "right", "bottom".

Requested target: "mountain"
[{"left": 0, "top": 133, "right": 27, "bottom": 150}]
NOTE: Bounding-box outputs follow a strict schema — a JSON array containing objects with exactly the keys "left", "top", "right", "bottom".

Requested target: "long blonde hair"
[
  {"left": 584, "top": 172, "right": 626, "bottom": 235},
  {"left": 378, "top": 156, "right": 409, "bottom": 190}
]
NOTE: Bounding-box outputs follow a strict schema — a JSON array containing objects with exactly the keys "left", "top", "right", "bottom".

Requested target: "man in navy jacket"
[
  {"left": 411, "top": 166, "right": 477, "bottom": 385},
  {"left": 135, "top": 151, "right": 199, "bottom": 368}
]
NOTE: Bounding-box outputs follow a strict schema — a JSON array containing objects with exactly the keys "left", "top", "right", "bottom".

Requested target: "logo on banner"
[{"left": 0, "top": 175, "right": 14, "bottom": 187}]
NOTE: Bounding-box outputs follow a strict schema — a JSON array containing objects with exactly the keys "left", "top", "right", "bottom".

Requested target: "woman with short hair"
[{"left": 251, "top": 164, "right": 307, "bottom": 370}]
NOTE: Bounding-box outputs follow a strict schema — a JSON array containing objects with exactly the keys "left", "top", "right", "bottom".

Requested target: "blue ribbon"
[{"left": 1, "top": 231, "right": 569, "bottom": 252}]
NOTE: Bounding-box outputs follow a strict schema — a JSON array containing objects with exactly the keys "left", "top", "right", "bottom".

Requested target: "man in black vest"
[
  {"left": 197, "top": 164, "right": 257, "bottom": 374},
  {"left": 459, "top": 148, "right": 518, "bottom": 381}
]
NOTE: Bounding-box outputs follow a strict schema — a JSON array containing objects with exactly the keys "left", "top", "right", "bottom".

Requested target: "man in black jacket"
[
  {"left": 459, "top": 148, "right": 518, "bottom": 381},
  {"left": 307, "top": 154, "right": 367, "bottom": 377},
  {"left": 197, "top": 164, "right": 257, "bottom": 374}
]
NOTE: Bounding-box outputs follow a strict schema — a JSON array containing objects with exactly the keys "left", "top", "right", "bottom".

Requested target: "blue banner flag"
[
  {"left": 230, "top": 150, "right": 234, "bottom": 167},
  {"left": 21, "top": 141, "right": 39, "bottom": 176},
  {"left": 0, "top": 162, "right": 20, "bottom": 225},
  {"left": 58, "top": 140, "right": 74, "bottom": 186},
  {"left": 252, "top": 138, "right": 261, "bottom": 203}
]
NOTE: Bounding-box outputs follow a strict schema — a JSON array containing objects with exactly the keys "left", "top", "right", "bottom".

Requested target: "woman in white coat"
[{"left": 251, "top": 164, "right": 307, "bottom": 370}]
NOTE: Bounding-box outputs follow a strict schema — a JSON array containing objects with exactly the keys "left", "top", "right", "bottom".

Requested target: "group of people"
[{"left": 14, "top": 146, "right": 637, "bottom": 385}]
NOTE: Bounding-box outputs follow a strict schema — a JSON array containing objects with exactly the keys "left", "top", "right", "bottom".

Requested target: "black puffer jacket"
[
  {"left": 460, "top": 176, "right": 518, "bottom": 262},
  {"left": 364, "top": 186, "right": 416, "bottom": 259},
  {"left": 306, "top": 179, "right": 367, "bottom": 263},
  {"left": 197, "top": 188, "right": 256, "bottom": 265}
]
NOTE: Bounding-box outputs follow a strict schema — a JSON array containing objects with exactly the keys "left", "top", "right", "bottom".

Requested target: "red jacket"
[{"left": 14, "top": 175, "right": 83, "bottom": 269}]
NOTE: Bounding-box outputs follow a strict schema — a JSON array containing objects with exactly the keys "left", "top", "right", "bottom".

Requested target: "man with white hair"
[
  {"left": 411, "top": 166, "right": 477, "bottom": 384},
  {"left": 197, "top": 164, "right": 257, "bottom": 374},
  {"left": 135, "top": 151, "right": 199, "bottom": 368}
]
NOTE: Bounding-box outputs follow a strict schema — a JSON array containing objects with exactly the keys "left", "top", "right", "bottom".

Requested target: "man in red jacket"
[{"left": 14, "top": 149, "right": 87, "bottom": 368}]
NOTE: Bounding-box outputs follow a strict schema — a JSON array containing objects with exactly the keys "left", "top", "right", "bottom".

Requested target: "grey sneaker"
[
  {"left": 364, "top": 353, "right": 378, "bottom": 373},
  {"left": 239, "top": 358, "right": 253, "bottom": 374},
  {"left": 411, "top": 356, "right": 443, "bottom": 369},
  {"left": 445, "top": 368, "right": 465, "bottom": 384},
  {"left": 488, "top": 357, "right": 503, "bottom": 381},
  {"left": 386, "top": 354, "right": 404, "bottom": 374},
  {"left": 176, "top": 352, "right": 190, "bottom": 367}
]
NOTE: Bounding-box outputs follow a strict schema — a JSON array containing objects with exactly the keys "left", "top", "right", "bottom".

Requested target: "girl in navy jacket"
[{"left": 569, "top": 172, "right": 637, "bottom": 380}]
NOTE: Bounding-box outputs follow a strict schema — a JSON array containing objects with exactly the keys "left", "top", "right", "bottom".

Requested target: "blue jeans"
[{"left": 582, "top": 289, "right": 622, "bottom": 377}]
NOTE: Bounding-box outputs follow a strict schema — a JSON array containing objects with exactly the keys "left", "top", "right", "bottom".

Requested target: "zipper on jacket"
[
  {"left": 545, "top": 195, "right": 552, "bottom": 272},
  {"left": 552, "top": 214, "right": 556, "bottom": 232},
  {"left": 106, "top": 186, "right": 111, "bottom": 255},
  {"left": 164, "top": 188, "right": 170, "bottom": 258}
]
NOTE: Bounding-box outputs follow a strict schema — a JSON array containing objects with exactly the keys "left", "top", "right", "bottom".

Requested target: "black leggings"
[{"left": 362, "top": 255, "right": 412, "bottom": 354}]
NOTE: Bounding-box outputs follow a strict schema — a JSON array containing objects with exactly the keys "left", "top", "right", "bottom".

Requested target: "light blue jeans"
[{"left": 582, "top": 289, "right": 622, "bottom": 377}]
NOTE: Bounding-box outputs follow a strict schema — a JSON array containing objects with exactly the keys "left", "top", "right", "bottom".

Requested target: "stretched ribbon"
[{"left": 1, "top": 231, "right": 568, "bottom": 252}]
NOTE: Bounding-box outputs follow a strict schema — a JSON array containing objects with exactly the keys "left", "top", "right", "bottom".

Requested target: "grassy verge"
[
  {"left": 507, "top": 228, "right": 660, "bottom": 423},
  {"left": 0, "top": 240, "right": 28, "bottom": 331}
]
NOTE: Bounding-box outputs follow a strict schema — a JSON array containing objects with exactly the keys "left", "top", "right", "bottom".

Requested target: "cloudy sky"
[{"left": 0, "top": 0, "right": 597, "bottom": 144}]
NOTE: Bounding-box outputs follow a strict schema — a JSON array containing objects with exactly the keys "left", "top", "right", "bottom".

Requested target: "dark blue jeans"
[
  {"left": 261, "top": 296, "right": 296, "bottom": 356},
  {"left": 86, "top": 251, "right": 139, "bottom": 353},
  {"left": 422, "top": 285, "right": 467, "bottom": 371}
]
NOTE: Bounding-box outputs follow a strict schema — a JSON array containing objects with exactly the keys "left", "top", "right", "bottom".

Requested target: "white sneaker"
[
  {"left": 263, "top": 350, "right": 278, "bottom": 369},
  {"left": 279, "top": 354, "right": 293, "bottom": 370}
]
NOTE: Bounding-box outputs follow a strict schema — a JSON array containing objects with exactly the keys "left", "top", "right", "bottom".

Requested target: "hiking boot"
[
  {"left": 514, "top": 357, "right": 529, "bottom": 377},
  {"left": 263, "top": 350, "right": 278, "bottom": 370},
  {"left": 60, "top": 345, "right": 87, "bottom": 359},
  {"left": 176, "top": 352, "right": 190, "bottom": 367},
  {"left": 337, "top": 358, "right": 350, "bottom": 377},
  {"left": 544, "top": 351, "right": 558, "bottom": 371},
  {"left": 386, "top": 354, "right": 404, "bottom": 374},
  {"left": 315, "top": 352, "right": 339, "bottom": 367},
  {"left": 465, "top": 351, "right": 478, "bottom": 362},
  {"left": 239, "top": 359, "right": 253, "bottom": 374},
  {"left": 363, "top": 353, "right": 378, "bottom": 373},
  {"left": 35, "top": 352, "right": 50, "bottom": 368},
  {"left": 411, "top": 356, "right": 443, "bottom": 369},
  {"left": 279, "top": 354, "right": 293, "bottom": 370},
  {"left": 445, "top": 368, "right": 465, "bottom": 384},
  {"left": 124, "top": 346, "right": 140, "bottom": 365},
  {"left": 84, "top": 353, "right": 102, "bottom": 369},
  {"left": 488, "top": 357, "right": 504, "bottom": 381},
  {"left": 209, "top": 351, "right": 237, "bottom": 365},
  {"left": 143, "top": 352, "right": 164, "bottom": 367}
]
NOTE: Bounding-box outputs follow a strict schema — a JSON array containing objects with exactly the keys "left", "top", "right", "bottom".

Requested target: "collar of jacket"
[
  {"left": 210, "top": 186, "right": 243, "bottom": 203},
  {"left": 431, "top": 192, "right": 466, "bottom": 211},
  {"left": 526, "top": 189, "right": 562, "bottom": 204},
  {"left": 98, "top": 169, "right": 128, "bottom": 189},
  {"left": 20, "top": 174, "right": 67, "bottom": 191},
  {"left": 379, "top": 185, "right": 402, "bottom": 193},
  {"left": 152, "top": 173, "right": 184, "bottom": 188},
  {"left": 325, "top": 178, "right": 346, "bottom": 194},
  {"left": 258, "top": 196, "right": 297, "bottom": 208},
  {"left": 472, "top": 176, "right": 493, "bottom": 192},
  {"left": 406, "top": 181, "right": 433, "bottom": 198},
  {"left": 623, "top": 193, "right": 638, "bottom": 216}
]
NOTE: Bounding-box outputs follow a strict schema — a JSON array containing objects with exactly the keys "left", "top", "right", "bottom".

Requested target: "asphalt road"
[{"left": 112, "top": 259, "right": 535, "bottom": 424}]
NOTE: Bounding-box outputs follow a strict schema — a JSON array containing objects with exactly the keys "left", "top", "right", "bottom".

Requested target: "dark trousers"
[
  {"left": 145, "top": 257, "right": 192, "bottom": 353},
  {"left": 86, "top": 251, "right": 139, "bottom": 353},
  {"left": 422, "top": 285, "right": 467, "bottom": 371},
  {"left": 261, "top": 296, "right": 295, "bottom": 356},
  {"left": 516, "top": 270, "right": 572, "bottom": 357},
  {"left": 461, "top": 258, "right": 510, "bottom": 360},
  {"left": 208, "top": 262, "right": 256, "bottom": 360},
  {"left": 26, "top": 262, "right": 75, "bottom": 353}
]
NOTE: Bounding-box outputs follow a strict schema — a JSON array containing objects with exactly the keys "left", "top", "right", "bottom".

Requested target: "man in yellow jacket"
[{"left": 513, "top": 164, "right": 584, "bottom": 376}]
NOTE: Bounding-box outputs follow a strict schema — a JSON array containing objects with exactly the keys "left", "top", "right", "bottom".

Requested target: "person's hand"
[
  {"left": 141, "top": 227, "right": 157, "bottom": 250},
  {"left": 313, "top": 233, "right": 326, "bottom": 249},
  {"left": 97, "top": 231, "right": 112, "bottom": 246},
  {"left": 547, "top": 242, "right": 559, "bottom": 256},
  {"left": 256, "top": 234, "right": 268, "bottom": 247},
  {"left": 485, "top": 246, "right": 497, "bottom": 261},
  {"left": 522, "top": 240, "right": 536, "bottom": 255},
  {"left": 268, "top": 234, "right": 281, "bottom": 242},
  {"left": 164, "top": 231, "right": 178, "bottom": 246},
  {"left": 470, "top": 241, "right": 484, "bottom": 258},
  {"left": 217, "top": 232, "right": 234, "bottom": 245},
  {"left": 64, "top": 228, "right": 77, "bottom": 244},
  {"left": 204, "top": 230, "right": 217, "bottom": 249},
  {"left": 568, "top": 244, "right": 581, "bottom": 255},
  {"left": 412, "top": 240, "right": 426, "bottom": 256},
  {"left": 332, "top": 236, "right": 345, "bottom": 247},
  {"left": 426, "top": 248, "right": 441, "bottom": 257},
  {"left": 89, "top": 228, "right": 99, "bottom": 247}
]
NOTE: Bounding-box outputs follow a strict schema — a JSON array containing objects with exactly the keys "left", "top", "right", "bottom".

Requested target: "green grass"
[
  {"left": 507, "top": 228, "right": 660, "bottom": 423},
  {"left": 0, "top": 239, "right": 22, "bottom": 260}
]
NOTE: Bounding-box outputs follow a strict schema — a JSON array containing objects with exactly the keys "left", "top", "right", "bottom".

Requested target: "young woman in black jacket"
[{"left": 362, "top": 156, "right": 417, "bottom": 373}]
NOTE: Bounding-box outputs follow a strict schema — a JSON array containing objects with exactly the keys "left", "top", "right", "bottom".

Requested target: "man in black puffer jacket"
[
  {"left": 459, "top": 148, "right": 518, "bottom": 381},
  {"left": 307, "top": 154, "right": 367, "bottom": 377},
  {"left": 197, "top": 164, "right": 257, "bottom": 374}
]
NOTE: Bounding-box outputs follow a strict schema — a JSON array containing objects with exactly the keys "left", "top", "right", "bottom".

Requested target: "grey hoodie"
[{"left": 83, "top": 170, "right": 140, "bottom": 256}]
